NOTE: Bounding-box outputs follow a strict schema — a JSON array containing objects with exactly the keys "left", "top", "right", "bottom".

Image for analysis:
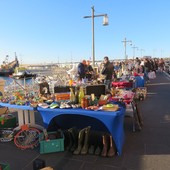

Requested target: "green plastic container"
[
  {"left": 39, "top": 131, "right": 64, "bottom": 154},
  {"left": 0, "top": 163, "right": 10, "bottom": 170}
]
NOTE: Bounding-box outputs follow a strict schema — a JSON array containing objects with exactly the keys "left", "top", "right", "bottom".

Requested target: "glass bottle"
[
  {"left": 70, "top": 87, "right": 75, "bottom": 103},
  {"left": 74, "top": 87, "right": 79, "bottom": 104},
  {"left": 78, "top": 86, "right": 84, "bottom": 104}
]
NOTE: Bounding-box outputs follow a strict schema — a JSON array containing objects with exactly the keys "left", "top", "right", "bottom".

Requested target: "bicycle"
[{"left": 13, "top": 124, "right": 41, "bottom": 150}]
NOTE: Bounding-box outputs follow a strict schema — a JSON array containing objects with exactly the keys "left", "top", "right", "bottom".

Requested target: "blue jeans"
[{"left": 104, "top": 79, "right": 112, "bottom": 90}]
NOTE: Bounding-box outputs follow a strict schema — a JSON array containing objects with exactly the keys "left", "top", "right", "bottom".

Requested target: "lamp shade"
[{"left": 103, "top": 15, "right": 108, "bottom": 26}]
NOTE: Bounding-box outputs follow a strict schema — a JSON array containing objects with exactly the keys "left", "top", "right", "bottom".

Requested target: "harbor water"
[{"left": 0, "top": 76, "right": 34, "bottom": 86}]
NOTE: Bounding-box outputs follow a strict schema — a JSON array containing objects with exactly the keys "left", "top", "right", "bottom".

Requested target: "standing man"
[
  {"left": 85, "top": 60, "right": 94, "bottom": 81},
  {"left": 77, "top": 60, "right": 86, "bottom": 81},
  {"left": 101, "top": 56, "right": 114, "bottom": 90}
]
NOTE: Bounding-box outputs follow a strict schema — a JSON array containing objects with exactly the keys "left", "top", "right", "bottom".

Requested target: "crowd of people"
[{"left": 75, "top": 56, "right": 165, "bottom": 90}]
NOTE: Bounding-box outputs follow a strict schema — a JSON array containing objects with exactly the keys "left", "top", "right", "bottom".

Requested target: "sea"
[
  {"left": 0, "top": 76, "right": 34, "bottom": 86},
  {"left": 0, "top": 74, "right": 58, "bottom": 96}
]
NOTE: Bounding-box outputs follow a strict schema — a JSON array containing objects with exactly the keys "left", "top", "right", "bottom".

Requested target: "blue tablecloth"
[
  {"left": 37, "top": 107, "right": 125, "bottom": 155},
  {"left": 0, "top": 102, "right": 34, "bottom": 110},
  {"left": 0, "top": 102, "right": 125, "bottom": 155}
]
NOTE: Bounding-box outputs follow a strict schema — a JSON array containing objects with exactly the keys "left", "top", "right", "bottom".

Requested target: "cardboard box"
[
  {"left": 55, "top": 93, "right": 70, "bottom": 101},
  {"left": 135, "top": 87, "right": 147, "bottom": 100}
]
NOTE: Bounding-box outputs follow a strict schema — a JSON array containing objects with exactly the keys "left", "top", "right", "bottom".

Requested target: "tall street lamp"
[
  {"left": 132, "top": 45, "right": 138, "bottom": 60},
  {"left": 122, "top": 37, "right": 132, "bottom": 60},
  {"left": 84, "top": 6, "right": 109, "bottom": 67},
  {"left": 140, "top": 49, "right": 145, "bottom": 58}
]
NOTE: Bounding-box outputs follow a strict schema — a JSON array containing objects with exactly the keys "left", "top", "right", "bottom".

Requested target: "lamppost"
[
  {"left": 84, "top": 6, "right": 108, "bottom": 67},
  {"left": 160, "top": 49, "right": 163, "bottom": 58},
  {"left": 140, "top": 49, "right": 145, "bottom": 58},
  {"left": 122, "top": 37, "right": 132, "bottom": 60},
  {"left": 153, "top": 49, "right": 157, "bottom": 58},
  {"left": 132, "top": 45, "right": 138, "bottom": 60}
]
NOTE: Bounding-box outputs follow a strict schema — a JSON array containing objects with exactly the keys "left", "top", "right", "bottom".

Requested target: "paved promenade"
[{"left": 1, "top": 71, "right": 170, "bottom": 170}]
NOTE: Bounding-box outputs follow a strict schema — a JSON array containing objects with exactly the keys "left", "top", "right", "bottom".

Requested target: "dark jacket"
[
  {"left": 77, "top": 62, "right": 86, "bottom": 79},
  {"left": 101, "top": 61, "right": 114, "bottom": 80},
  {"left": 86, "top": 65, "right": 94, "bottom": 80}
]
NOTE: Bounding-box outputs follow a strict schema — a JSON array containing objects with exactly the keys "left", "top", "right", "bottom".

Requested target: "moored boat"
[
  {"left": 12, "top": 70, "right": 37, "bottom": 79},
  {"left": 0, "top": 54, "right": 19, "bottom": 77}
]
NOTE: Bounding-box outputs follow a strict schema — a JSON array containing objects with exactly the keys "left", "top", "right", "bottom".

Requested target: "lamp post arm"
[
  {"left": 132, "top": 46, "right": 138, "bottom": 60},
  {"left": 122, "top": 37, "right": 132, "bottom": 60},
  {"left": 84, "top": 14, "right": 107, "bottom": 18}
]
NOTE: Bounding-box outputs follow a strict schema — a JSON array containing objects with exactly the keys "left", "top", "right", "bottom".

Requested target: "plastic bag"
[{"left": 148, "top": 71, "right": 156, "bottom": 79}]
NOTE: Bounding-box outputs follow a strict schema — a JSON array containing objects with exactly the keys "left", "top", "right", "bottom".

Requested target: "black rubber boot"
[
  {"left": 88, "top": 145, "right": 95, "bottom": 155},
  {"left": 81, "top": 126, "right": 91, "bottom": 155},
  {"left": 73, "top": 128, "right": 86, "bottom": 155},
  {"left": 63, "top": 130, "right": 73, "bottom": 151},
  {"left": 94, "top": 145, "right": 101, "bottom": 155},
  {"left": 68, "top": 127, "right": 78, "bottom": 152},
  {"left": 107, "top": 135, "right": 116, "bottom": 157}
]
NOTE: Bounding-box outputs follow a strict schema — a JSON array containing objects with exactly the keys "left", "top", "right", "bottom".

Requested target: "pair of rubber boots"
[
  {"left": 73, "top": 126, "right": 91, "bottom": 155},
  {"left": 101, "top": 134, "right": 116, "bottom": 157},
  {"left": 88, "top": 144, "right": 101, "bottom": 155},
  {"left": 64, "top": 127, "right": 78, "bottom": 152}
]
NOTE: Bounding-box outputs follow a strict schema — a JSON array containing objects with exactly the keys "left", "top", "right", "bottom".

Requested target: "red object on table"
[
  {"left": 112, "top": 81, "right": 133, "bottom": 88},
  {"left": 110, "top": 92, "right": 135, "bottom": 105}
]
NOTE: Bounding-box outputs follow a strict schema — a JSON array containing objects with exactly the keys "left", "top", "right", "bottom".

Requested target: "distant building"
[{"left": 143, "top": 56, "right": 152, "bottom": 59}]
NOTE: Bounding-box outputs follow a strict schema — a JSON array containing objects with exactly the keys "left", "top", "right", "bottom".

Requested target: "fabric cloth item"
[
  {"left": 38, "top": 107, "right": 125, "bottom": 155},
  {"left": 0, "top": 102, "right": 125, "bottom": 155}
]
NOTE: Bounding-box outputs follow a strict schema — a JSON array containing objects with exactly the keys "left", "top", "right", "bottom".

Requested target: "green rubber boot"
[
  {"left": 81, "top": 126, "right": 91, "bottom": 155},
  {"left": 73, "top": 128, "right": 86, "bottom": 155},
  {"left": 64, "top": 130, "right": 73, "bottom": 151},
  {"left": 68, "top": 127, "right": 78, "bottom": 152}
]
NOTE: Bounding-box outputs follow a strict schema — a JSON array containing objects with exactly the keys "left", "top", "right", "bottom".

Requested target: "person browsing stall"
[
  {"left": 85, "top": 60, "right": 94, "bottom": 81},
  {"left": 77, "top": 59, "right": 86, "bottom": 81},
  {"left": 101, "top": 56, "right": 114, "bottom": 90}
]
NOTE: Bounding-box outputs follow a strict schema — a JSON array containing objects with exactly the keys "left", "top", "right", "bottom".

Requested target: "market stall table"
[
  {"left": 0, "top": 102, "right": 43, "bottom": 131},
  {"left": 112, "top": 75, "right": 145, "bottom": 89},
  {"left": 37, "top": 107, "right": 125, "bottom": 155},
  {"left": 0, "top": 102, "right": 126, "bottom": 155},
  {"left": 112, "top": 81, "right": 133, "bottom": 88}
]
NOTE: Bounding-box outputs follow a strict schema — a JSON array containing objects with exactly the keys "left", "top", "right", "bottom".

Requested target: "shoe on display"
[
  {"left": 50, "top": 102, "right": 59, "bottom": 109},
  {"left": 38, "top": 103, "right": 49, "bottom": 109}
]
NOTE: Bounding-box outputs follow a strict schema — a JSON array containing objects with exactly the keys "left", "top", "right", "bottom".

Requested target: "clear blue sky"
[{"left": 0, "top": 0, "right": 170, "bottom": 64}]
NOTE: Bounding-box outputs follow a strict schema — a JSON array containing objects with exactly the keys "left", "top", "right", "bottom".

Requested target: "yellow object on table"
[{"left": 102, "top": 104, "right": 119, "bottom": 111}]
